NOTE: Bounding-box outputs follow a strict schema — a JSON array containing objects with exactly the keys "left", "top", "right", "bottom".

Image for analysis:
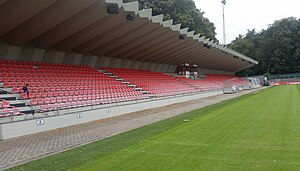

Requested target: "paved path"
[{"left": 0, "top": 88, "right": 265, "bottom": 170}]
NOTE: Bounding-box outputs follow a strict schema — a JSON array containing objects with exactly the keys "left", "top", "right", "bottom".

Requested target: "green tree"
[
  {"left": 229, "top": 17, "right": 300, "bottom": 76},
  {"left": 123, "top": 0, "right": 217, "bottom": 41}
]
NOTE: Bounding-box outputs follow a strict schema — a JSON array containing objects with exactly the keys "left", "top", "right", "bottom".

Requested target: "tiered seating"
[
  {"left": 175, "top": 76, "right": 222, "bottom": 91},
  {"left": 101, "top": 67, "right": 197, "bottom": 96},
  {"left": 206, "top": 74, "right": 244, "bottom": 87},
  {"left": 0, "top": 100, "right": 22, "bottom": 118},
  {"left": 0, "top": 100, "right": 10, "bottom": 108},
  {"left": 0, "top": 60, "right": 147, "bottom": 114}
]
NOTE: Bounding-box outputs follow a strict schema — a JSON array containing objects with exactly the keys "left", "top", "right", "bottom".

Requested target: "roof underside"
[{"left": 0, "top": 0, "right": 258, "bottom": 72}]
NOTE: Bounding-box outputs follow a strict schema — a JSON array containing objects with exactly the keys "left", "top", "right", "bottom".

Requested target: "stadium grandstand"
[{"left": 0, "top": 0, "right": 259, "bottom": 140}]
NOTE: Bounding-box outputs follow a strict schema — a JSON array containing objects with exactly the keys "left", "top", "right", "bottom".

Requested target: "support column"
[
  {"left": 43, "top": 49, "right": 65, "bottom": 64},
  {"left": 1, "top": 44, "right": 22, "bottom": 60},
  {"left": 80, "top": 54, "right": 98, "bottom": 67},
  {"left": 31, "top": 48, "right": 46, "bottom": 62},
  {"left": 0, "top": 41, "right": 9, "bottom": 59},
  {"left": 94, "top": 54, "right": 111, "bottom": 68},
  {"left": 62, "top": 51, "right": 83, "bottom": 65},
  {"left": 139, "top": 62, "right": 149, "bottom": 70},
  {"left": 130, "top": 60, "right": 141, "bottom": 69},
  {"left": 109, "top": 58, "right": 122, "bottom": 68}
]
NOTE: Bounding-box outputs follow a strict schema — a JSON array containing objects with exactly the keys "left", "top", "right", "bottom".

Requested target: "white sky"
[{"left": 194, "top": 0, "right": 300, "bottom": 44}]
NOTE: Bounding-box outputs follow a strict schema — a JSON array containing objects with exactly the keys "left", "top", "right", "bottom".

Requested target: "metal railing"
[{"left": 0, "top": 88, "right": 223, "bottom": 124}]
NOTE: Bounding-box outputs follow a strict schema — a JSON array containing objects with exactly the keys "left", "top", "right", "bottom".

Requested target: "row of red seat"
[
  {"left": 0, "top": 60, "right": 147, "bottom": 111},
  {"left": 2, "top": 79, "right": 121, "bottom": 87},
  {"left": 0, "top": 100, "right": 23, "bottom": 118},
  {"left": 13, "top": 84, "right": 130, "bottom": 93},
  {"left": 38, "top": 95, "right": 149, "bottom": 112},
  {"left": 1, "top": 77, "right": 113, "bottom": 83},
  {"left": 0, "top": 107, "right": 23, "bottom": 118},
  {"left": 30, "top": 93, "right": 149, "bottom": 106},
  {"left": 0, "top": 100, "right": 10, "bottom": 108},
  {"left": 1, "top": 70, "right": 101, "bottom": 76},
  {"left": 103, "top": 67, "right": 200, "bottom": 96},
  {"left": 21, "top": 89, "right": 140, "bottom": 99},
  {"left": 0, "top": 60, "right": 242, "bottom": 117},
  {"left": 175, "top": 77, "right": 222, "bottom": 90},
  {"left": 1, "top": 66, "right": 96, "bottom": 70}
]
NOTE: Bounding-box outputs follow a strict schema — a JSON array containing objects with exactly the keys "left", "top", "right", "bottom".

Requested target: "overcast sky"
[{"left": 194, "top": 0, "right": 300, "bottom": 44}]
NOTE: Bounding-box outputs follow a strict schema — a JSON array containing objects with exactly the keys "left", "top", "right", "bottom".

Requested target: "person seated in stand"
[{"left": 23, "top": 83, "right": 30, "bottom": 98}]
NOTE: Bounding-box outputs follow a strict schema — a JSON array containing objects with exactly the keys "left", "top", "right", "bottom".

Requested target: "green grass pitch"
[{"left": 9, "top": 85, "right": 300, "bottom": 171}]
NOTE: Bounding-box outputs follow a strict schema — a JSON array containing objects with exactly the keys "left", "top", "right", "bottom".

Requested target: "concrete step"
[
  {"left": 1, "top": 88, "right": 12, "bottom": 93},
  {"left": 18, "top": 106, "right": 34, "bottom": 114},
  {"left": 104, "top": 72, "right": 112, "bottom": 75},
  {"left": 0, "top": 90, "right": 7, "bottom": 94},
  {"left": 0, "top": 94, "right": 20, "bottom": 100},
  {"left": 128, "top": 84, "right": 136, "bottom": 87},
  {"left": 8, "top": 100, "right": 26, "bottom": 107}
]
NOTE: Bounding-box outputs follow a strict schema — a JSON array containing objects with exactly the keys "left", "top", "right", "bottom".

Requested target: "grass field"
[{"left": 10, "top": 85, "right": 300, "bottom": 171}]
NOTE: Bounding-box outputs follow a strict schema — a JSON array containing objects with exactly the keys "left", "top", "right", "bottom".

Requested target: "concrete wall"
[
  {"left": 0, "top": 91, "right": 223, "bottom": 140},
  {"left": 0, "top": 40, "right": 177, "bottom": 72},
  {"left": 199, "top": 68, "right": 235, "bottom": 75},
  {"left": 0, "top": 40, "right": 236, "bottom": 75}
]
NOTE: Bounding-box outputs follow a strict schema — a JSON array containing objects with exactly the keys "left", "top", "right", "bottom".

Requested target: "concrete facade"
[{"left": 0, "top": 41, "right": 177, "bottom": 72}]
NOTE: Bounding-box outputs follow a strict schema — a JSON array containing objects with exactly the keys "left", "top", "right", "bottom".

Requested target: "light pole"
[{"left": 221, "top": 0, "right": 226, "bottom": 45}]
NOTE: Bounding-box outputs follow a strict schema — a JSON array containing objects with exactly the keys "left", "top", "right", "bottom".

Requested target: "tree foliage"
[
  {"left": 123, "top": 0, "right": 217, "bottom": 41},
  {"left": 229, "top": 17, "right": 300, "bottom": 76}
]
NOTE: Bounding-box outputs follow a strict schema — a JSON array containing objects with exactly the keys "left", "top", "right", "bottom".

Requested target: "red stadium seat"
[
  {"left": 37, "top": 98, "right": 45, "bottom": 105},
  {"left": 30, "top": 98, "right": 38, "bottom": 106}
]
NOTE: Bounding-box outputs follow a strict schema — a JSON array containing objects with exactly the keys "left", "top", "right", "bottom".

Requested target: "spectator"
[{"left": 23, "top": 83, "right": 29, "bottom": 98}]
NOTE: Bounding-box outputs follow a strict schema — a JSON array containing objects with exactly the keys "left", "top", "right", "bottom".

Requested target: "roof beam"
[
  {"left": 31, "top": 0, "right": 107, "bottom": 49},
  {"left": 3, "top": 0, "right": 98, "bottom": 46}
]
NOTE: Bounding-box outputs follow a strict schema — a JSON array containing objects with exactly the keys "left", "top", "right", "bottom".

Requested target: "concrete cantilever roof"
[{"left": 0, "top": 0, "right": 258, "bottom": 72}]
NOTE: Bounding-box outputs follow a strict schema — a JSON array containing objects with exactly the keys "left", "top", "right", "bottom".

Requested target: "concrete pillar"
[
  {"left": 0, "top": 41, "right": 10, "bottom": 60},
  {"left": 20, "top": 45, "right": 35, "bottom": 61},
  {"left": 130, "top": 60, "right": 141, "bottom": 69},
  {"left": 80, "top": 54, "right": 98, "bottom": 67},
  {"left": 62, "top": 51, "right": 82, "bottom": 65},
  {"left": 94, "top": 54, "right": 110, "bottom": 68},
  {"left": 166, "top": 65, "right": 176, "bottom": 73},
  {"left": 160, "top": 64, "right": 168, "bottom": 72},
  {"left": 170, "top": 65, "right": 177, "bottom": 72},
  {"left": 5, "top": 45, "right": 22, "bottom": 60},
  {"left": 43, "top": 49, "right": 65, "bottom": 64},
  {"left": 139, "top": 62, "right": 149, "bottom": 70},
  {"left": 80, "top": 54, "right": 92, "bottom": 66},
  {"left": 109, "top": 58, "right": 122, "bottom": 68},
  {"left": 73, "top": 54, "right": 83, "bottom": 65},
  {"left": 89, "top": 55, "right": 98, "bottom": 67},
  {"left": 149, "top": 63, "right": 156, "bottom": 71},
  {"left": 120, "top": 59, "right": 132, "bottom": 68},
  {"left": 31, "top": 48, "right": 46, "bottom": 62},
  {"left": 155, "top": 64, "right": 163, "bottom": 72},
  {"left": 200, "top": 68, "right": 234, "bottom": 75}
]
